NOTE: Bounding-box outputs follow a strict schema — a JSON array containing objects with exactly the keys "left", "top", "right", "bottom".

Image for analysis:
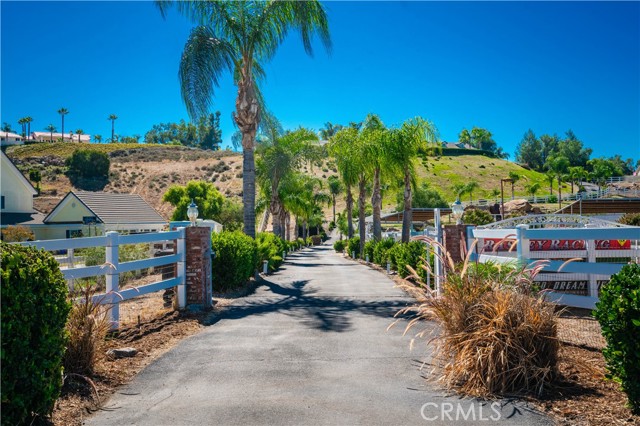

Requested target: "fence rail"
[
  {"left": 471, "top": 224, "right": 640, "bottom": 309},
  {"left": 21, "top": 229, "right": 186, "bottom": 329}
]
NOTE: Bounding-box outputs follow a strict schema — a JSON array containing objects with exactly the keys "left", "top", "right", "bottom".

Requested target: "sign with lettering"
[
  {"left": 482, "top": 238, "right": 630, "bottom": 252},
  {"left": 537, "top": 280, "right": 610, "bottom": 296}
]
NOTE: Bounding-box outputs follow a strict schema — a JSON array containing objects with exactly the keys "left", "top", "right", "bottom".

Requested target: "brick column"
[
  {"left": 185, "top": 227, "right": 213, "bottom": 310},
  {"left": 443, "top": 224, "right": 470, "bottom": 264}
]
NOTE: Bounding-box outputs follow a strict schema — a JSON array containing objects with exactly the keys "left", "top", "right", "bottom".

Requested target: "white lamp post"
[
  {"left": 451, "top": 198, "right": 464, "bottom": 225},
  {"left": 187, "top": 199, "right": 199, "bottom": 227}
]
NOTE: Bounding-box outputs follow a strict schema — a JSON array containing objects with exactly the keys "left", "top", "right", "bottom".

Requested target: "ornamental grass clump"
[{"left": 397, "top": 238, "right": 559, "bottom": 398}]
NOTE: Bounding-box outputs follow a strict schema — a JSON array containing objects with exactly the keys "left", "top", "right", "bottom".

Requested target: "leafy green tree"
[
  {"left": 395, "top": 182, "right": 448, "bottom": 210},
  {"left": 162, "top": 180, "right": 224, "bottom": 221},
  {"left": 217, "top": 198, "right": 244, "bottom": 231},
  {"left": 388, "top": 117, "right": 439, "bottom": 243},
  {"left": 558, "top": 130, "right": 592, "bottom": 168},
  {"left": 608, "top": 155, "right": 636, "bottom": 176},
  {"left": 57, "top": 107, "right": 68, "bottom": 141},
  {"left": 459, "top": 127, "right": 497, "bottom": 153},
  {"left": 540, "top": 134, "right": 560, "bottom": 166},
  {"left": 29, "top": 169, "right": 41, "bottom": 192},
  {"left": 65, "top": 149, "right": 110, "bottom": 180},
  {"left": 526, "top": 182, "right": 541, "bottom": 202},
  {"left": 327, "top": 175, "right": 343, "bottom": 224},
  {"left": 157, "top": 0, "right": 331, "bottom": 239},
  {"left": 108, "top": 114, "right": 118, "bottom": 143},
  {"left": 588, "top": 157, "right": 623, "bottom": 192},
  {"left": 515, "top": 129, "right": 543, "bottom": 170}
]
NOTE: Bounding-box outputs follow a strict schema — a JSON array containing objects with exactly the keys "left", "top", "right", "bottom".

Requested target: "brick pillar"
[
  {"left": 443, "top": 224, "right": 470, "bottom": 264},
  {"left": 185, "top": 227, "right": 213, "bottom": 310}
]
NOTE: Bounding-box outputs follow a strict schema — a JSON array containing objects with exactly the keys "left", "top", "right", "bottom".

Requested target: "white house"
[
  {"left": 0, "top": 132, "right": 25, "bottom": 146},
  {"left": 31, "top": 132, "right": 91, "bottom": 143}
]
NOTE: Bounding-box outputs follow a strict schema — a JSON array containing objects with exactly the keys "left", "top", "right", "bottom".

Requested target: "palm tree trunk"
[
  {"left": 242, "top": 146, "right": 257, "bottom": 239},
  {"left": 285, "top": 212, "right": 291, "bottom": 241},
  {"left": 558, "top": 176, "right": 562, "bottom": 209},
  {"left": 511, "top": 183, "right": 515, "bottom": 200},
  {"left": 332, "top": 194, "right": 336, "bottom": 224},
  {"left": 269, "top": 180, "right": 284, "bottom": 238},
  {"left": 371, "top": 166, "right": 382, "bottom": 241},
  {"left": 402, "top": 168, "right": 412, "bottom": 243},
  {"left": 61, "top": 116, "right": 64, "bottom": 142},
  {"left": 346, "top": 183, "right": 354, "bottom": 239},
  {"left": 259, "top": 209, "right": 270, "bottom": 233},
  {"left": 358, "top": 177, "right": 366, "bottom": 257}
]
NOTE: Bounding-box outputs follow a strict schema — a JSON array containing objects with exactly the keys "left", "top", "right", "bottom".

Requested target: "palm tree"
[
  {"left": 526, "top": 182, "right": 541, "bottom": 203},
  {"left": 490, "top": 188, "right": 500, "bottom": 202},
  {"left": 2, "top": 122, "right": 14, "bottom": 141},
  {"left": 58, "top": 108, "right": 68, "bottom": 142},
  {"left": 75, "top": 129, "right": 84, "bottom": 143},
  {"left": 94, "top": 134, "right": 103, "bottom": 143},
  {"left": 464, "top": 181, "right": 479, "bottom": 204},
  {"left": 319, "top": 122, "right": 343, "bottom": 140},
  {"left": 545, "top": 171, "right": 555, "bottom": 198},
  {"left": 157, "top": 1, "right": 331, "bottom": 239},
  {"left": 568, "top": 166, "right": 585, "bottom": 194},
  {"left": 452, "top": 183, "right": 467, "bottom": 201},
  {"left": 361, "top": 114, "right": 387, "bottom": 242},
  {"left": 18, "top": 118, "right": 26, "bottom": 138},
  {"left": 257, "top": 127, "right": 317, "bottom": 238},
  {"left": 388, "top": 117, "right": 439, "bottom": 243},
  {"left": 508, "top": 171, "right": 520, "bottom": 199},
  {"left": 25, "top": 116, "right": 33, "bottom": 139},
  {"left": 328, "top": 127, "right": 359, "bottom": 239},
  {"left": 108, "top": 114, "right": 118, "bottom": 142},
  {"left": 327, "top": 175, "right": 343, "bottom": 225},
  {"left": 547, "top": 156, "right": 570, "bottom": 208},
  {"left": 45, "top": 124, "right": 57, "bottom": 142}
]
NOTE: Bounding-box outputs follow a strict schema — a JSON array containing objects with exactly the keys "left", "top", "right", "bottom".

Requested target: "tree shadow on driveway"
[{"left": 207, "top": 278, "right": 412, "bottom": 333}]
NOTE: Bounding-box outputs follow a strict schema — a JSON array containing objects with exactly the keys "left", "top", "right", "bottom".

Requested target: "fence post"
[
  {"left": 176, "top": 227, "right": 186, "bottom": 309},
  {"left": 105, "top": 231, "right": 120, "bottom": 329},
  {"left": 434, "top": 208, "right": 443, "bottom": 297},
  {"left": 585, "top": 227, "right": 598, "bottom": 298},
  {"left": 516, "top": 224, "right": 529, "bottom": 265}
]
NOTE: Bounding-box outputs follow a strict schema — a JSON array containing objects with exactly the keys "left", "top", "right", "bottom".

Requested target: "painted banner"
[{"left": 482, "top": 238, "right": 631, "bottom": 252}]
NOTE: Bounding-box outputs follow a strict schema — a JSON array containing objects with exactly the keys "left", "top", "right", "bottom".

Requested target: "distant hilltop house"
[
  {"left": 0, "top": 131, "right": 91, "bottom": 146},
  {"left": 439, "top": 141, "right": 495, "bottom": 157},
  {"left": 0, "top": 132, "right": 25, "bottom": 146},
  {"left": 31, "top": 131, "right": 91, "bottom": 143},
  {"left": 1, "top": 152, "right": 166, "bottom": 240}
]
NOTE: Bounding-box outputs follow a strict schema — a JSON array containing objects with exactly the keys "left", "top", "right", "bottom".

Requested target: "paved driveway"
[{"left": 88, "top": 242, "right": 550, "bottom": 426}]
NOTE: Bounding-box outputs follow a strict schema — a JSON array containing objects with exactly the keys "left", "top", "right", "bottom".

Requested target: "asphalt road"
[{"left": 87, "top": 242, "right": 551, "bottom": 426}]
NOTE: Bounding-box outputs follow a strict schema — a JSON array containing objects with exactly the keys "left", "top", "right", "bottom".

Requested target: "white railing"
[
  {"left": 21, "top": 229, "right": 186, "bottom": 329},
  {"left": 471, "top": 224, "right": 640, "bottom": 309}
]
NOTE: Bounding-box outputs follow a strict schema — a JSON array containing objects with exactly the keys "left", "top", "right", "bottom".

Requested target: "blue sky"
[{"left": 2, "top": 1, "right": 639, "bottom": 161}]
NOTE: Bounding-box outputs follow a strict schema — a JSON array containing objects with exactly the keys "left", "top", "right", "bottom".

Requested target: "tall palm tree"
[
  {"left": 257, "top": 127, "right": 317, "bottom": 239},
  {"left": 45, "top": 124, "right": 57, "bottom": 142},
  {"left": 108, "top": 114, "right": 118, "bottom": 142},
  {"left": 58, "top": 108, "right": 68, "bottom": 142},
  {"left": 328, "top": 127, "right": 360, "bottom": 239},
  {"left": 25, "top": 116, "right": 33, "bottom": 139},
  {"left": 75, "top": 129, "right": 84, "bottom": 143},
  {"left": 18, "top": 118, "right": 26, "bottom": 138},
  {"left": 157, "top": 1, "right": 331, "bottom": 239},
  {"left": 327, "top": 175, "right": 343, "bottom": 224},
  {"left": 388, "top": 117, "right": 439, "bottom": 243},
  {"left": 361, "top": 114, "right": 387, "bottom": 241}
]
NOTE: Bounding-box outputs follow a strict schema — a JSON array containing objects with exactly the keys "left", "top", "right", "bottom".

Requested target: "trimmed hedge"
[
  {"left": 373, "top": 238, "right": 396, "bottom": 265},
  {"left": 1, "top": 243, "right": 71, "bottom": 425},
  {"left": 211, "top": 231, "right": 258, "bottom": 291},
  {"left": 256, "top": 232, "right": 286, "bottom": 271},
  {"left": 594, "top": 263, "right": 640, "bottom": 414},
  {"left": 347, "top": 237, "right": 360, "bottom": 258},
  {"left": 333, "top": 240, "right": 346, "bottom": 252}
]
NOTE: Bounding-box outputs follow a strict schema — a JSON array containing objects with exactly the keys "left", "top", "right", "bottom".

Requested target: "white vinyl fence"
[{"left": 21, "top": 229, "right": 186, "bottom": 329}]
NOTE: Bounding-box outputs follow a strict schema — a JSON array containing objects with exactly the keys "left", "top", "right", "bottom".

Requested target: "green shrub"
[
  {"left": 333, "top": 240, "right": 346, "bottom": 252},
  {"left": 305, "top": 237, "right": 313, "bottom": 246},
  {"left": 211, "top": 231, "right": 258, "bottom": 291},
  {"left": 391, "top": 241, "right": 428, "bottom": 278},
  {"left": 373, "top": 238, "right": 396, "bottom": 265},
  {"left": 256, "top": 232, "right": 286, "bottom": 271},
  {"left": 364, "top": 240, "right": 377, "bottom": 262},
  {"left": 65, "top": 148, "right": 110, "bottom": 179},
  {"left": 463, "top": 209, "right": 494, "bottom": 226},
  {"left": 1, "top": 243, "right": 71, "bottom": 425},
  {"left": 594, "top": 264, "right": 640, "bottom": 414},
  {"left": 547, "top": 194, "right": 558, "bottom": 203},
  {"left": 619, "top": 213, "right": 640, "bottom": 227},
  {"left": 347, "top": 237, "right": 360, "bottom": 258}
]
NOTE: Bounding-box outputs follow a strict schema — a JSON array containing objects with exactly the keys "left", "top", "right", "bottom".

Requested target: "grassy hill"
[{"left": 5, "top": 143, "right": 566, "bottom": 220}]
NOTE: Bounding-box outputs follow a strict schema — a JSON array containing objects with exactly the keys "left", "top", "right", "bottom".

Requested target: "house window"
[
  {"left": 82, "top": 216, "right": 97, "bottom": 225},
  {"left": 1, "top": 195, "right": 4, "bottom": 210},
  {"left": 66, "top": 229, "right": 83, "bottom": 239}
]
